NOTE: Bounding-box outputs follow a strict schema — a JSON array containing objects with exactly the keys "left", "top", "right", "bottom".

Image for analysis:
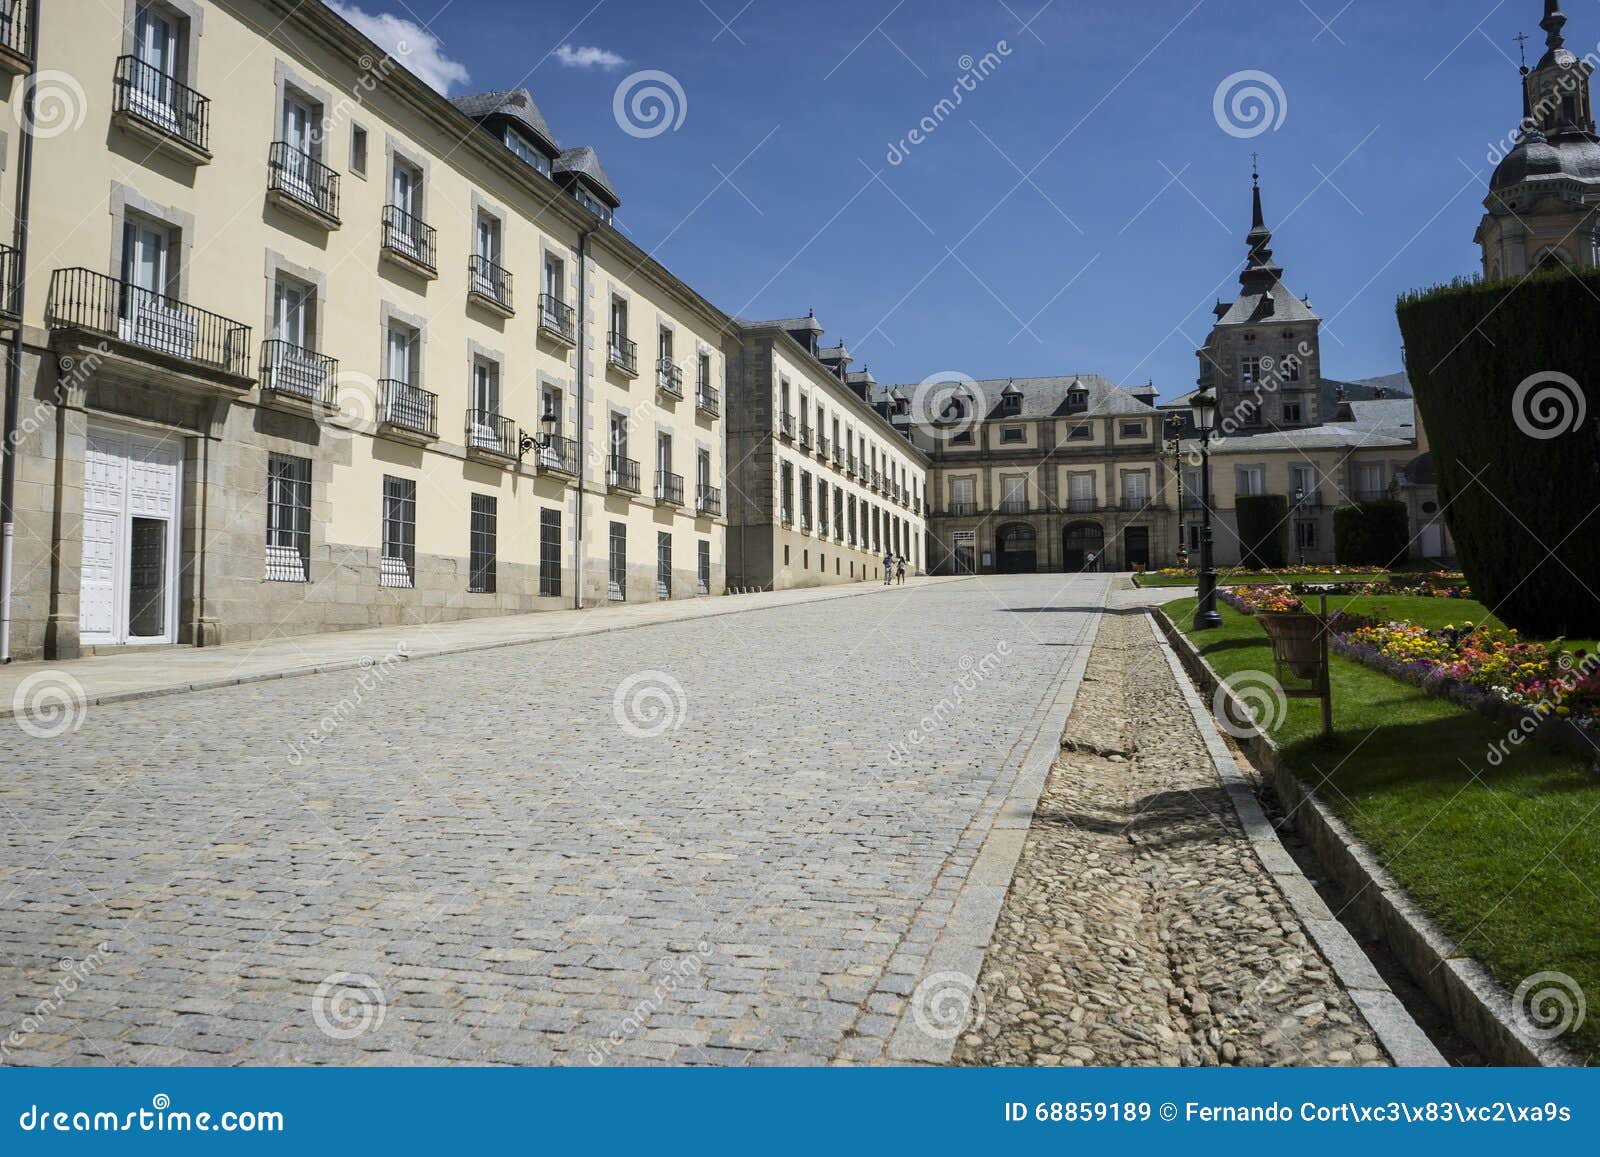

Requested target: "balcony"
[
  {"left": 259, "top": 340, "right": 337, "bottom": 412},
  {"left": 798, "top": 423, "right": 813, "bottom": 449},
  {"left": 999, "top": 500, "right": 1030, "bottom": 515},
  {"left": 112, "top": 55, "right": 210, "bottom": 164},
  {"left": 377, "top": 379, "right": 438, "bottom": 444},
  {"left": 655, "top": 470, "right": 685, "bottom": 507},
  {"left": 697, "top": 485, "right": 723, "bottom": 517},
  {"left": 817, "top": 434, "right": 831, "bottom": 460},
  {"left": 943, "top": 501, "right": 979, "bottom": 518},
  {"left": 465, "top": 408, "right": 517, "bottom": 461},
  {"left": 380, "top": 205, "right": 438, "bottom": 278},
  {"left": 536, "top": 434, "right": 579, "bottom": 476},
  {"left": 833, "top": 447, "right": 846, "bottom": 471},
  {"left": 538, "top": 294, "right": 576, "bottom": 345},
  {"left": 800, "top": 513, "right": 813, "bottom": 533},
  {"left": 267, "top": 143, "right": 340, "bottom": 228},
  {"left": 0, "top": 1, "right": 31, "bottom": 77},
  {"left": 1352, "top": 488, "right": 1388, "bottom": 504},
  {"left": 607, "top": 333, "right": 638, "bottom": 377},
  {"left": 695, "top": 383, "right": 720, "bottom": 417},
  {"left": 778, "top": 411, "right": 795, "bottom": 440},
  {"left": 467, "top": 255, "right": 514, "bottom": 317},
  {"left": 657, "top": 361, "right": 684, "bottom": 399},
  {"left": 1121, "top": 495, "right": 1150, "bottom": 512},
  {"left": 608, "top": 455, "right": 641, "bottom": 494},
  {"left": 1292, "top": 490, "right": 1324, "bottom": 508},
  {"left": 846, "top": 455, "right": 857, "bottom": 477},
  {"left": 45, "top": 268, "right": 251, "bottom": 390},
  {"left": 780, "top": 508, "right": 793, "bottom": 528},
  {"left": 0, "top": 244, "right": 19, "bottom": 324},
  {"left": 1068, "top": 497, "right": 1098, "bottom": 514}
]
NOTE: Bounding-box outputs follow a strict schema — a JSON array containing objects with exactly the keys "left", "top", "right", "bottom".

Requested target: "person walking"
[
  {"left": 896, "top": 556, "right": 907, "bottom": 585},
  {"left": 883, "top": 552, "right": 894, "bottom": 586}
]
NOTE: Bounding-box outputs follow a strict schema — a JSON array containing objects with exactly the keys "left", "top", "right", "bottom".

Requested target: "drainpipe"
[
  {"left": 0, "top": 0, "right": 41, "bottom": 663},
  {"left": 574, "top": 227, "right": 594, "bottom": 609}
]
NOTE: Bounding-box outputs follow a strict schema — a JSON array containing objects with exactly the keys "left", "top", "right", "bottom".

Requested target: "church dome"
[{"left": 1491, "top": 134, "right": 1600, "bottom": 192}]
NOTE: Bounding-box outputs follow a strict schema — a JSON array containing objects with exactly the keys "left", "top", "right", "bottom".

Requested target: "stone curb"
[
  {"left": 884, "top": 592, "right": 1103, "bottom": 1064},
  {"left": 0, "top": 578, "right": 970, "bottom": 721},
  {"left": 1152, "top": 607, "right": 1577, "bottom": 1068}
]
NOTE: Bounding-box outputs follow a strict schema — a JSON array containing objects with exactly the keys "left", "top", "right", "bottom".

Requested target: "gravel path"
[{"left": 952, "top": 609, "right": 1389, "bottom": 1067}]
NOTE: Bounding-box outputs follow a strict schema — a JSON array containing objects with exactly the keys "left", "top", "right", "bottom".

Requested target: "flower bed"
[
  {"left": 1332, "top": 622, "right": 1600, "bottom": 749},
  {"left": 1149, "top": 565, "right": 1388, "bottom": 579},
  {"left": 1220, "top": 585, "right": 1305, "bottom": 614}
]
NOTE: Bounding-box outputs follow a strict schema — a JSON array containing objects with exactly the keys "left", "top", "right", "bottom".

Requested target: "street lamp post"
[
  {"left": 517, "top": 406, "right": 562, "bottom": 464},
  {"left": 1165, "top": 417, "right": 1189, "bottom": 568},
  {"left": 1191, "top": 388, "right": 1222, "bottom": 631},
  {"left": 1294, "top": 486, "right": 1307, "bottom": 567}
]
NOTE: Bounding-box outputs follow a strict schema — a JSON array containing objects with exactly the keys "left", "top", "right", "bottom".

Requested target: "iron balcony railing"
[
  {"left": 537, "top": 434, "right": 579, "bottom": 475},
  {"left": 657, "top": 361, "right": 683, "bottom": 398},
  {"left": 697, "top": 485, "right": 722, "bottom": 517},
  {"left": 655, "top": 470, "right": 685, "bottom": 506},
  {"left": 378, "top": 379, "right": 437, "bottom": 438},
  {"left": 817, "top": 435, "right": 831, "bottom": 460},
  {"left": 465, "top": 408, "right": 517, "bottom": 458},
  {"left": 259, "top": 340, "right": 337, "bottom": 407},
  {"left": 945, "top": 501, "right": 979, "bottom": 517},
  {"left": 468, "top": 254, "right": 513, "bottom": 311},
  {"left": 846, "top": 455, "right": 857, "bottom": 476},
  {"left": 1069, "top": 497, "right": 1098, "bottom": 513},
  {"left": 778, "top": 411, "right": 795, "bottom": 439},
  {"left": 696, "top": 383, "right": 720, "bottom": 416},
  {"left": 0, "top": 243, "right": 19, "bottom": 319},
  {"left": 381, "top": 205, "right": 437, "bottom": 274},
  {"left": 833, "top": 447, "right": 846, "bottom": 470},
  {"left": 538, "top": 294, "right": 575, "bottom": 342},
  {"left": 798, "top": 423, "right": 813, "bottom": 448},
  {"left": 113, "top": 55, "right": 210, "bottom": 155},
  {"left": 780, "top": 507, "right": 793, "bottom": 527},
  {"left": 1, "top": 1, "right": 32, "bottom": 66},
  {"left": 608, "top": 333, "right": 638, "bottom": 375},
  {"left": 1181, "top": 494, "right": 1204, "bottom": 510},
  {"left": 1293, "top": 490, "right": 1324, "bottom": 508},
  {"left": 268, "top": 142, "right": 340, "bottom": 222},
  {"left": 871, "top": 469, "right": 883, "bottom": 491},
  {"left": 800, "top": 512, "right": 813, "bottom": 532},
  {"left": 46, "top": 267, "right": 250, "bottom": 377},
  {"left": 1121, "top": 495, "right": 1150, "bottom": 512},
  {"left": 608, "top": 455, "right": 641, "bottom": 493},
  {"left": 999, "top": 500, "right": 1029, "bottom": 515}
]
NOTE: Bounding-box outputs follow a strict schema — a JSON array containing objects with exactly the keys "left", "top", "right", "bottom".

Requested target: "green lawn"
[
  {"left": 1135, "top": 570, "right": 1431, "bottom": 589},
  {"left": 1168, "top": 596, "right": 1600, "bottom": 1063},
  {"left": 1300, "top": 593, "right": 1501, "bottom": 631}
]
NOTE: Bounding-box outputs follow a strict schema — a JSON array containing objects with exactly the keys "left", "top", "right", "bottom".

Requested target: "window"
[
  {"left": 698, "top": 353, "right": 711, "bottom": 395},
  {"left": 1120, "top": 421, "right": 1147, "bottom": 439},
  {"left": 1001, "top": 393, "right": 1022, "bottom": 415},
  {"left": 780, "top": 462, "right": 794, "bottom": 525},
  {"left": 657, "top": 532, "right": 672, "bottom": 599},
  {"left": 1068, "top": 424, "right": 1092, "bottom": 440},
  {"left": 1001, "top": 426, "right": 1025, "bottom": 444},
  {"left": 1065, "top": 387, "right": 1089, "bottom": 413},
  {"left": 271, "top": 274, "right": 316, "bottom": 356},
  {"left": 1122, "top": 473, "right": 1149, "bottom": 507},
  {"left": 544, "top": 256, "right": 564, "bottom": 305},
  {"left": 834, "top": 487, "right": 844, "bottom": 537},
  {"left": 1068, "top": 474, "right": 1094, "bottom": 510},
  {"left": 1282, "top": 402, "right": 1302, "bottom": 424},
  {"left": 659, "top": 325, "right": 674, "bottom": 366},
  {"left": 1296, "top": 520, "right": 1318, "bottom": 551},
  {"left": 388, "top": 155, "right": 424, "bottom": 247},
  {"left": 385, "top": 321, "right": 418, "bottom": 384},
  {"left": 1237, "top": 466, "right": 1266, "bottom": 497},
  {"left": 265, "top": 453, "right": 311, "bottom": 582},
  {"left": 469, "top": 358, "right": 502, "bottom": 451},
  {"left": 952, "top": 430, "right": 974, "bottom": 445},
  {"left": 504, "top": 127, "right": 552, "bottom": 175},
  {"left": 474, "top": 210, "right": 502, "bottom": 265},
  {"left": 800, "top": 470, "right": 813, "bottom": 528},
  {"left": 1242, "top": 356, "right": 1263, "bottom": 384},
  {"left": 380, "top": 475, "right": 415, "bottom": 588},
  {"left": 1001, "top": 475, "right": 1027, "bottom": 512},
  {"left": 539, "top": 508, "right": 561, "bottom": 598},
  {"left": 469, "top": 494, "right": 497, "bottom": 593},
  {"left": 350, "top": 124, "right": 368, "bottom": 177},
  {"left": 1355, "top": 462, "right": 1386, "bottom": 499},
  {"left": 697, "top": 540, "right": 711, "bottom": 595},
  {"left": 609, "top": 296, "right": 628, "bottom": 347},
  {"left": 608, "top": 522, "right": 626, "bottom": 601}
]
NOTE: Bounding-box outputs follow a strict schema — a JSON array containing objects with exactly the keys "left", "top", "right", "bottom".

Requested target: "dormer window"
[
  {"left": 574, "top": 187, "right": 613, "bottom": 224},
  {"left": 503, "top": 127, "right": 551, "bottom": 175},
  {"left": 1000, "top": 393, "right": 1022, "bottom": 415},
  {"left": 1065, "top": 388, "right": 1088, "bottom": 413}
]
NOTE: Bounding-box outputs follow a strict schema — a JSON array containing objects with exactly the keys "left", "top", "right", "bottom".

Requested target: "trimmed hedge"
[
  {"left": 1236, "top": 494, "right": 1289, "bottom": 569},
  {"left": 1334, "top": 500, "right": 1411, "bottom": 566},
  {"left": 1397, "top": 270, "right": 1600, "bottom": 637}
]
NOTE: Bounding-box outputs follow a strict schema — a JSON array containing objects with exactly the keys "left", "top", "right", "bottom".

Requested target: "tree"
[{"left": 1334, "top": 501, "right": 1410, "bottom": 566}]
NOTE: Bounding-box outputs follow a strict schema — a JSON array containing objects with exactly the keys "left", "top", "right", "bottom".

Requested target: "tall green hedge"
[
  {"left": 1397, "top": 269, "right": 1600, "bottom": 637},
  {"left": 1236, "top": 494, "right": 1289, "bottom": 569},
  {"left": 1333, "top": 500, "right": 1410, "bottom": 566}
]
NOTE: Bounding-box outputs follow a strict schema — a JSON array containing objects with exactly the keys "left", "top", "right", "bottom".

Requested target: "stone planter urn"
[{"left": 1259, "top": 611, "right": 1324, "bottom": 681}]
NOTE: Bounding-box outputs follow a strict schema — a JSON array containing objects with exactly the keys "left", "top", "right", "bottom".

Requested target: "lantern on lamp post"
[{"left": 1190, "top": 388, "right": 1222, "bottom": 631}]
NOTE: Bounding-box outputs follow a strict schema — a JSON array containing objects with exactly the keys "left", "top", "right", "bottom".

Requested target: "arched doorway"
[
  {"left": 996, "top": 523, "right": 1038, "bottom": 574},
  {"left": 1063, "top": 522, "right": 1104, "bottom": 573}
]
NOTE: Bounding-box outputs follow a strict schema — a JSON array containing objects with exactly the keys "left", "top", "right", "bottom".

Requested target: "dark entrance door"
[
  {"left": 996, "top": 523, "right": 1037, "bottom": 574},
  {"left": 1062, "top": 522, "right": 1104, "bottom": 572},
  {"left": 1124, "top": 526, "right": 1151, "bottom": 570}
]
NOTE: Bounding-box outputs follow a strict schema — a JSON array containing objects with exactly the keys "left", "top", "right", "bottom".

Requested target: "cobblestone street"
[{"left": 1, "top": 575, "right": 1105, "bottom": 1066}]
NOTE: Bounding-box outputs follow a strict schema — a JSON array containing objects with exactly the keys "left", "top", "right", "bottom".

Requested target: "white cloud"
[
  {"left": 324, "top": 2, "right": 471, "bottom": 95},
  {"left": 553, "top": 44, "right": 627, "bottom": 70}
]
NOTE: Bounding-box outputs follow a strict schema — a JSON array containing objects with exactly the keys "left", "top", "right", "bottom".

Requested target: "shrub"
[
  {"left": 1235, "top": 494, "right": 1288, "bottom": 569},
  {"left": 1397, "top": 271, "right": 1600, "bottom": 637},
  {"left": 1333, "top": 500, "right": 1410, "bottom": 567}
]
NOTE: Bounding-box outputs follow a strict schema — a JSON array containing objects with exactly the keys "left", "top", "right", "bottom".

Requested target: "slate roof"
[
  {"left": 554, "top": 147, "right": 620, "bottom": 206},
  {"left": 450, "top": 89, "right": 560, "bottom": 155},
  {"left": 871, "top": 374, "right": 1156, "bottom": 421},
  {"left": 1321, "top": 371, "right": 1413, "bottom": 409},
  {"left": 1214, "top": 280, "right": 1319, "bottom": 326}
]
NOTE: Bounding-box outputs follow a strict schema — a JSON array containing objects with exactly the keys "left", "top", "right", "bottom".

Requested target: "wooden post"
[{"left": 1319, "top": 594, "right": 1334, "bottom": 739}]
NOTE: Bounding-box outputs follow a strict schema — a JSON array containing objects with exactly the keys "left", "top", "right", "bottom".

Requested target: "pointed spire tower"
[
  {"left": 1523, "top": 0, "right": 1596, "bottom": 137},
  {"left": 1240, "top": 163, "right": 1285, "bottom": 293}
]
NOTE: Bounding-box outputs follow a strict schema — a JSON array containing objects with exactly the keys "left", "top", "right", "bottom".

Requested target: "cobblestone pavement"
[
  {"left": 0, "top": 574, "right": 1102, "bottom": 1066},
  {"left": 952, "top": 609, "right": 1390, "bottom": 1067}
]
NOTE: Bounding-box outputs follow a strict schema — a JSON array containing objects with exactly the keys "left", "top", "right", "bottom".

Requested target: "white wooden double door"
[{"left": 80, "top": 424, "right": 183, "bottom": 646}]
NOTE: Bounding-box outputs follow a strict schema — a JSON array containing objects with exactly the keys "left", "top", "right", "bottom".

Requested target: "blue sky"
[{"left": 330, "top": 0, "right": 1563, "bottom": 399}]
